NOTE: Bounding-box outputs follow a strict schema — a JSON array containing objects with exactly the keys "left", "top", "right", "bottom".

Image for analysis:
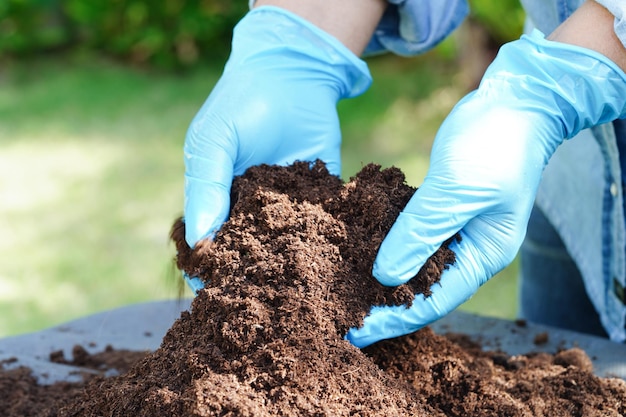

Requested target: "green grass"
[
  {"left": 0, "top": 56, "right": 210, "bottom": 336},
  {"left": 0, "top": 50, "right": 518, "bottom": 337}
]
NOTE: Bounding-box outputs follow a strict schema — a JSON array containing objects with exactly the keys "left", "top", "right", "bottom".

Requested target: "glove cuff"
[
  {"left": 232, "top": 6, "right": 372, "bottom": 99},
  {"left": 482, "top": 29, "right": 626, "bottom": 139}
]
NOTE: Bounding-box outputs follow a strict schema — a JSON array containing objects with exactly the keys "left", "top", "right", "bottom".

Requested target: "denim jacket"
[
  {"left": 366, "top": 0, "right": 626, "bottom": 55},
  {"left": 372, "top": 0, "right": 626, "bottom": 342}
]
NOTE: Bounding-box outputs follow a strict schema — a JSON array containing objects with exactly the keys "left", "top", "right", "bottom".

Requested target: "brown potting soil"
[
  {"left": 0, "top": 346, "right": 149, "bottom": 417},
  {"left": 1, "top": 161, "right": 626, "bottom": 416}
]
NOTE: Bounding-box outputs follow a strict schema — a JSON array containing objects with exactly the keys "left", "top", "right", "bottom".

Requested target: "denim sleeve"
[
  {"left": 249, "top": 0, "right": 469, "bottom": 57},
  {"left": 596, "top": 0, "right": 626, "bottom": 49},
  {"left": 364, "top": 0, "right": 469, "bottom": 57}
]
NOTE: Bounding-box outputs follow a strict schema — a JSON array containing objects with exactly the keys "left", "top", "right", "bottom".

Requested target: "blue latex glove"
[
  {"left": 183, "top": 6, "right": 371, "bottom": 292},
  {"left": 346, "top": 30, "right": 626, "bottom": 348}
]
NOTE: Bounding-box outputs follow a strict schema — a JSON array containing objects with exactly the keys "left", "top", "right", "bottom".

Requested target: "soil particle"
[
  {"left": 533, "top": 331, "right": 549, "bottom": 346},
  {"left": 1, "top": 161, "right": 625, "bottom": 416},
  {"left": 50, "top": 344, "right": 148, "bottom": 373}
]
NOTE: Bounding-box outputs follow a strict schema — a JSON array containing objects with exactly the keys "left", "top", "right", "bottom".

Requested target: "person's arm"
[
  {"left": 254, "top": 0, "right": 386, "bottom": 55},
  {"left": 549, "top": 0, "right": 626, "bottom": 70}
]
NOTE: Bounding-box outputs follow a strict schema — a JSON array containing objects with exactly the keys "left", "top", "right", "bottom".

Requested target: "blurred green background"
[{"left": 0, "top": 0, "right": 524, "bottom": 337}]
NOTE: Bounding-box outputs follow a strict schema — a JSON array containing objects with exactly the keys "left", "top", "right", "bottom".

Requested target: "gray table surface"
[{"left": 1, "top": 299, "right": 624, "bottom": 384}]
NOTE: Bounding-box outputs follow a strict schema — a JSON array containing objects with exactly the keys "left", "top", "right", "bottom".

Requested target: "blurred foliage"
[
  {"left": 468, "top": 0, "right": 525, "bottom": 43},
  {"left": 0, "top": 0, "right": 247, "bottom": 68},
  {"left": 0, "top": 1, "right": 524, "bottom": 69},
  {"left": 0, "top": 0, "right": 66, "bottom": 54}
]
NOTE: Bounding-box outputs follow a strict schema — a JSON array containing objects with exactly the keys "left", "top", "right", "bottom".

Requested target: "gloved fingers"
[
  {"left": 183, "top": 272, "right": 205, "bottom": 295},
  {"left": 184, "top": 135, "right": 235, "bottom": 247},
  {"left": 373, "top": 100, "right": 545, "bottom": 288},
  {"left": 183, "top": 96, "right": 345, "bottom": 247},
  {"left": 183, "top": 73, "right": 348, "bottom": 247},
  {"left": 348, "top": 230, "right": 500, "bottom": 348},
  {"left": 344, "top": 303, "right": 431, "bottom": 348},
  {"left": 373, "top": 173, "right": 528, "bottom": 286},
  {"left": 346, "top": 253, "right": 474, "bottom": 348},
  {"left": 184, "top": 174, "right": 232, "bottom": 248},
  {"left": 372, "top": 179, "right": 482, "bottom": 287}
]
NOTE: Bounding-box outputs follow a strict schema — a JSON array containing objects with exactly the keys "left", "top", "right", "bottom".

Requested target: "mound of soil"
[{"left": 1, "top": 161, "right": 625, "bottom": 416}]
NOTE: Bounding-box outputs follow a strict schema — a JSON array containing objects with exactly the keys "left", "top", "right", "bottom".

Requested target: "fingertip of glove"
[
  {"left": 372, "top": 259, "right": 412, "bottom": 287},
  {"left": 183, "top": 202, "right": 224, "bottom": 248},
  {"left": 344, "top": 328, "right": 374, "bottom": 349},
  {"left": 184, "top": 227, "right": 202, "bottom": 249},
  {"left": 184, "top": 273, "right": 205, "bottom": 295},
  {"left": 184, "top": 187, "right": 230, "bottom": 247}
]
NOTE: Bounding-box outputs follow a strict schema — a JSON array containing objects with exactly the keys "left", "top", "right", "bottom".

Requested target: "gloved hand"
[
  {"left": 182, "top": 6, "right": 371, "bottom": 292},
  {"left": 346, "top": 30, "right": 626, "bottom": 348}
]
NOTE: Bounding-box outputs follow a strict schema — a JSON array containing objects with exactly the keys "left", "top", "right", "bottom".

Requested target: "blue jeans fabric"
[{"left": 520, "top": 205, "right": 608, "bottom": 337}]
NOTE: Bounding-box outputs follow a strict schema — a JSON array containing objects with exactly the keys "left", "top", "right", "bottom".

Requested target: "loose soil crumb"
[
  {"left": 1, "top": 161, "right": 625, "bottom": 416},
  {"left": 49, "top": 344, "right": 148, "bottom": 373},
  {"left": 0, "top": 347, "right": 148, "bottom": 417}
]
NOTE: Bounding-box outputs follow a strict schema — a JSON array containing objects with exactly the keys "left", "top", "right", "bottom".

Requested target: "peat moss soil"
[{"left": 1, "top": 162, "right": 625, "bottom": 416}]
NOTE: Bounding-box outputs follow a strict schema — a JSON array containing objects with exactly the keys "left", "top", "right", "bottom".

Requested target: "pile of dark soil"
[{"left": 1, "top": 161, "right": 625, "bottom": 416}]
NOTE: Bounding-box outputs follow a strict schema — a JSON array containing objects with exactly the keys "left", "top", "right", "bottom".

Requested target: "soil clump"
[{"left": 1, "top": 161, "right": 625, "bottom": 416}]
